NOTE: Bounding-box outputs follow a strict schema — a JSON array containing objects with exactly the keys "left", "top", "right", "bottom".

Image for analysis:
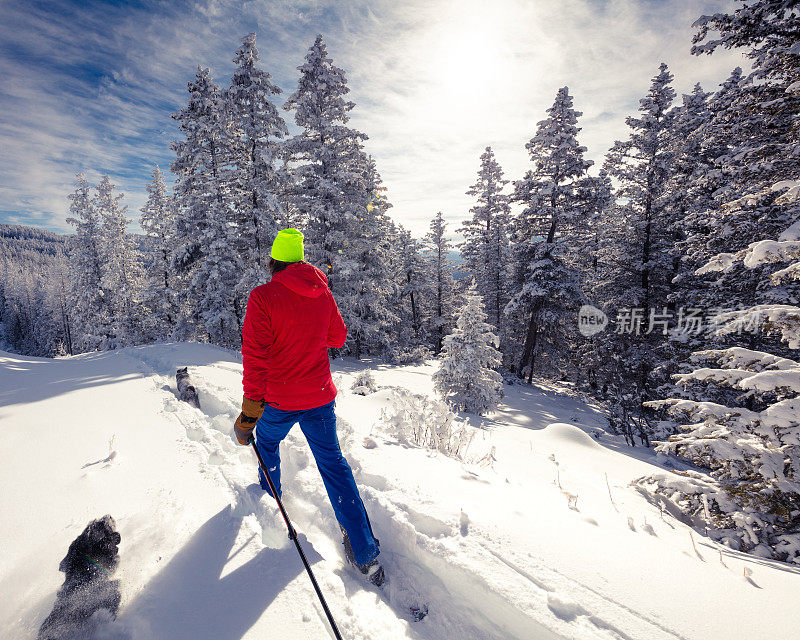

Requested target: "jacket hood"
[{"left": 271, "top": 262, "right": 328, "bottom": 298}]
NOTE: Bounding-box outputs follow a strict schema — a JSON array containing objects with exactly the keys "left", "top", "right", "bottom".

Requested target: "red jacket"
[{"left": 242, "top": 262, "right": 347, "bottom": 410}]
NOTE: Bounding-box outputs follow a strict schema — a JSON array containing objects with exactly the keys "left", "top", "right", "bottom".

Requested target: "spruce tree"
[
  {"left": 677, "top": 69, "right": 784, "bottom": 323},
  {"left": 226, "top": 33, "right": 288, "bottom": 302},
  {"left": 338, "top": 157, "right": 399, "bottom": 358},
  {"left": 423, "top": 211, "right": 457, "bottom": 354},
  {"left": 460, "top": 146, "right": 511, "bottom": 335},
  {"left": 283, "top": 35, "right": 367, "bottom": 290},
  {"left": 95, "top": 174, "right": 143, "bottom": 348},
  {"left": 509, "top": 87, "right": 592, "bottom": 380},
  {"left": 284, "top": 36, "right": 398, "bottom": 358},
  {"left": 572, "top": 170, "right": 614, "bottom": 396},
  {"left": 700, "top": 0, "right": 799, "bottom": 334},
  {"left": 692, "top": 0, "right": 800, "bottom": 188},
  {"left": 140, "top": 165, "right": 179, "bottom": 339},
  {"left": 667, "top": 82, "right": 721, "bottom": 317},
  {"left": 602, "top": 64, "right": 676, "bottom": 315},
  {"left": 573, "top": 169, "right": 614, "bottom": 291},
  {"left": 434, "top": 288, "right": 503, "bottom": 415},
  {"left": 171, "top": 66, "right": 242, "bottom": 346},
  {"left": 641, "top": 178, "right": 800, "bottom": 563},
  {"left": 65, "top": 174, "right": 109, "bottom": 351},
  {"left": 683, "top": 0, "right": 800, "bottom": 330},
  {"left": 660, "top": 1, "right": 800, "bottom": 411},
  {"left": 595, "top": 64, "right": 678, "bottom": 445},
  {"left": 395, "top": 225, "right": 428, "bottom": 351}
]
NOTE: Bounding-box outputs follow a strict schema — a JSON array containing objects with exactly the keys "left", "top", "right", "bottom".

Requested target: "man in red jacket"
[{"left": 234, "top": 229, "right": 383, "bottom": 585}]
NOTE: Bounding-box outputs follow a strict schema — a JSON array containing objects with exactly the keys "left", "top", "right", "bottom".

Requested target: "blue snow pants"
[{"left": 254, "top": 399, "right": 380, "bottom": 566}]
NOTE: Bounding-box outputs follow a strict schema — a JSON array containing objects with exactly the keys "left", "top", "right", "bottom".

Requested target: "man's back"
[{"left": 242, "top": 262, "right": 347, "bottom": 410}]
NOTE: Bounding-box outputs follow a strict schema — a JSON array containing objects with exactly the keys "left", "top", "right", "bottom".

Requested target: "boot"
[{"left": 340, "top": 525, "right": 384, "bottom": 587}]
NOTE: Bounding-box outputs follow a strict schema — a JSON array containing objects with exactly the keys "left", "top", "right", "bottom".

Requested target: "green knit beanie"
[{"left": 270, "top": 228, "right": 305, "bottom": 263}]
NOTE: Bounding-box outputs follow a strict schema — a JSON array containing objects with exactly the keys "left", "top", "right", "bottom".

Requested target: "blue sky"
[{"left": 0, "top": 0, "right": 746, "bottom": 236}]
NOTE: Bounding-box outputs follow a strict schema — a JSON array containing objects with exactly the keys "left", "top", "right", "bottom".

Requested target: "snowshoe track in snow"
[{"left": 125, "top": 349, "right": 687, "bottom": 639}]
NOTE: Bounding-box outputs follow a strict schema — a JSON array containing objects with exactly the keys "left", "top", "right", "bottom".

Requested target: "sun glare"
[
  {"left": 438, "top": 29, "right": 508, "bottom": 98},
  {"left": 417, "top": 6, "right": 522, "bottom": 128}
]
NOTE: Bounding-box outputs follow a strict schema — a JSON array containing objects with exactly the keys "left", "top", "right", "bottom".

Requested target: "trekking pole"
[{"left": 249, "top": 438, "right": 344, "bottom": 640}]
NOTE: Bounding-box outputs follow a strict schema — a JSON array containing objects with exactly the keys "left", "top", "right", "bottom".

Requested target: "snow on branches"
[
  {"left": 639, "top": 179, "right": 800, "bottom": 563},
  {"left": 641, "top": 344, "right": 800, "bottom": 562},
  {"left": 434, "top": 289, "right": 503, "bottom": 415},
  {"left": 375, "top": 389, "right": 475, "bottom": 460}
]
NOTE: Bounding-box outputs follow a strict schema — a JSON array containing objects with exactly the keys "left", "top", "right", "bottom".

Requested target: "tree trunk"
[
  {"left": 409, "top": 284, "right": 419, "bottom": 338},
  {"left": 517, "top": 301, "right": 541, "bottom": 379},
  {"left": 527, "top": 317, "right": 540, "bottom": 384},
  {"left": 250, "top": 138, "right": 263, "bottom": 268},
  {"left": 58, "top": 268, "right": 73, "bottom": 356},
  {"left": 61, "top": 301, "right": 73, "bottom": 356}
]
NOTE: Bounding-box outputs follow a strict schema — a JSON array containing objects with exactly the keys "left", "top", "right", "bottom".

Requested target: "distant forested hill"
[
  {"left": 0, "top": 223, "right": 66, "bottom": 264},
  {"left": 0, "top": 224, "right": 151, "bottom": 357}
]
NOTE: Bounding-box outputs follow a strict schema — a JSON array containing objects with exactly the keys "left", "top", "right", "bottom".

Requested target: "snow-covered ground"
[{"left": 1, "top": 343, "right": 798, "bottom": 639}]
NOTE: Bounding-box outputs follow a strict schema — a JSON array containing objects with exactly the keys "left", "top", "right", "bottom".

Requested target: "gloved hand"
[{"left": 234, "top": 396, "right": 265, "bottom": 445}]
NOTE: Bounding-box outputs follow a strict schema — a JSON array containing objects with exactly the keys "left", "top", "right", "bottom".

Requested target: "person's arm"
[
  {"left": 327, "top": 291, "right": 347, "bottom": 349},
  {"left": 242, "top": 288, "right": 272, "bottom": 400},
  {"left": 234, "top": 289, "right": 270, "bottom": 444}
]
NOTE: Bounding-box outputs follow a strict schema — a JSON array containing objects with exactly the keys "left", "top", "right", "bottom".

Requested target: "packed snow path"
[{"left": 1, "top": 344, "right": 799, "bottom": 639}]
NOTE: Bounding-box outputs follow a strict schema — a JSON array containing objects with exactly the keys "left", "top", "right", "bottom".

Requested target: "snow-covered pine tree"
[
  {"left": 672, "top": 69, "right": 788, "bottom": 330},
  {"left": 337, "top": 156, "right": 399, "bottom": 358},
  {"left": 459, "top": 146, "right": 511, "bottom": 337},
  {"left": 649, "top": 72, "right": 772, "bottom": 423},
  {"left": 95, "top": 174, "right": 144, "bottom": 348},
  {"left": 197, "top": 217, "right": 242, "bottom": 347},
  {"left": 572, "top": 169, "right": 613, "bottom": 292},
  {"left": 572, "top": 169, "right": 614, "bottom": 396},
  {"left": 641, "top": 84, "right": 718, "bottom": 402},
  {"left": 679, "top": 0, "right": 800, "bottom": 339},
  {"left": 665, "top": 82, "right": 722, "bottom": 323},
  {"left": 225, "top": 33, "right": 288, "bottom": 303},
  {"left": 171, "top": 66, "right": 242, "bottom": 347},
  {"left": 602, "top": 63, "right": 676, "bottom": 316},
  {"left": 283, "top": 37, "right": 400, "bottom": 358},
  {"left": 422, "top": 211, "right": 458, "bottom": 355},
  {"left": 595, "top": 64, "right": 678, "bottom": 445},
  {"left": 666, "top": 83, "right": 714, "bottom": 264},
  {"left": 639, "top": 178, "right": 800, "bottom": 563},
  {"left": 692, "top": 0, "right": 800, "bottom": 190},
  {"left": 636, "top": 2, "right": 800, "bottom": 552},
  {"left": 652, "top": 1, "right": 800, "bottom": 418},
  {"left": 283, "top": 35, "right": 367, "bottom": 291},
  {"left": 139, "top": 165, "right": 179, "bottom": 340},
  {"left": 394, "top": 224, "right": 428, "bottom": 353},
  {"left": 508, "top": 87, "right": 592, "bottom": 381},
  {"left": 433, "top": 287, "right": 503, "bottom": 415},
  {"left": 53, "top": 248, "right": 73, "bottom": 355},
  {"left": 65, "top": 174, "right": 110, "bottom": 351}
]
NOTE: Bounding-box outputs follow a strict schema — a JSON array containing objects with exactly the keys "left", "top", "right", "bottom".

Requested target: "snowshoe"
[{"left": 341, "top": 525, "right": 385, "bottom": 587}]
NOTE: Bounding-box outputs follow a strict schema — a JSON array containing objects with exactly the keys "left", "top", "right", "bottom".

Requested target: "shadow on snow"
[{"left": 120, "top": 506, "right": 313, "bottom": 639}]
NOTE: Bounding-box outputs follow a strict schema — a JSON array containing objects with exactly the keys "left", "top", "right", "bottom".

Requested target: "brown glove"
[{"left": 234, "top": 396, "right": 265, "bottom": 445}]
